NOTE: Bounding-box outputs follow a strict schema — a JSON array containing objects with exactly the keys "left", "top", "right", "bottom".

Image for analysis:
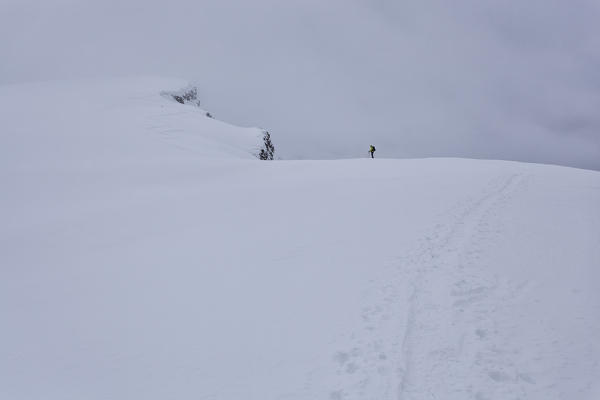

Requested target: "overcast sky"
[{"left": 2, "top": 0, "right": 599, "bottom": 169}]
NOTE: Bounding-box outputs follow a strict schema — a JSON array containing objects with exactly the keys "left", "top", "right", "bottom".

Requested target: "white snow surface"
[{"left": 1, "top": 78, "right": 599, "bottom": 400}]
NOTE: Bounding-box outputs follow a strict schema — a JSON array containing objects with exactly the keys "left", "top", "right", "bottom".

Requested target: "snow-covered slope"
[
  {"left": 1, "top": 79, "right": 599, "bottom": 400},
  {"left": 0, "top": 77, "right": 269, "bottom": 167}
]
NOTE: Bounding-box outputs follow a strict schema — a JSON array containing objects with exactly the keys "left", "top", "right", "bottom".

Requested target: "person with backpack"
[{"left": 369, "top": 145, "right": 376, "bottom": 158}]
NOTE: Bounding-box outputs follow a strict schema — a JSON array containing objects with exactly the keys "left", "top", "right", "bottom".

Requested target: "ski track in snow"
[
  {"left": 395, "top": 172, "right": 531, "bottom": 400},
  {"left": 325, "top": 172, "right": 556, "bottom": 400}
]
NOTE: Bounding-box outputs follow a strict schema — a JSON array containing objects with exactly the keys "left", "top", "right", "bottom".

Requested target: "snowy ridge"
[{"left": 0, "top": 77, "right": 270, "bottom": 167}]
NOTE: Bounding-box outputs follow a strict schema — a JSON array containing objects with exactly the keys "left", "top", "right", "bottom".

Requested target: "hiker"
[{"left": 369, "top": 145, "right": 376, "bottom": 158}]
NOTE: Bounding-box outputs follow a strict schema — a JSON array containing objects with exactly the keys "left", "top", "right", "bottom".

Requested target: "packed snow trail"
[
  {"left": 321, "top": 172, "right": 529, "bottom": 400},
  {"left": 1, "top": 79, "right": 599, "bottom": 400},
  {"left": 320, "top": 169, "right": 599, "bottom": 400},
  {"left": 396, "top": 173, "right": 527, "bottom": 400}
]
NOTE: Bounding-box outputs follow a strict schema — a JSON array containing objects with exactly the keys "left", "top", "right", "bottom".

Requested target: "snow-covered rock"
[{"left": 0, "top": 77, "right": 272, "bottom": 166}]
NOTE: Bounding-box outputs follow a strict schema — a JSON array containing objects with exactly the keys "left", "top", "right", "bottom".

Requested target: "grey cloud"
[{"left": 1, "top": 0, "right": 598, "bottom": 169}]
